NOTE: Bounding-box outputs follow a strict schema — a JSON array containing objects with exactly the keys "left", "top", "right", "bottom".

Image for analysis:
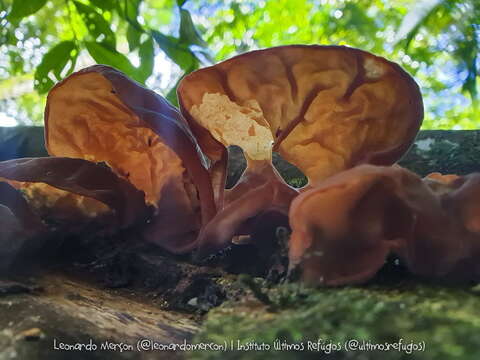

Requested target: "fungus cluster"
[{"left": 0, "top": 45, "right": 478, "bottom": 285}]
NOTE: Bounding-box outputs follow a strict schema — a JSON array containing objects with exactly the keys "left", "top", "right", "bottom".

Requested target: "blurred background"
[{"left": 0, "top": 0, "right": 478, "bottom": 129}]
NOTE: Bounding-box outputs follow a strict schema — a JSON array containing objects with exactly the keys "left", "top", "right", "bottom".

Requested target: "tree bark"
[
  {"left": 1, "top": 127, "right": 478, "bottom": 179},
  {"left": 0, "top": 274, "right": 199, "bottom": 360}
]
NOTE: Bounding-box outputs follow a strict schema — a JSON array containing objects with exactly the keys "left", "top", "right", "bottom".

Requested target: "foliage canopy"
[{"left": 0, "top": 0, "right": 478, "bottom": 129}]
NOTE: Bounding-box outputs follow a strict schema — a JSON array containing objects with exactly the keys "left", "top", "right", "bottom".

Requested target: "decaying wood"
[
  {"left": 228, "top": 130, "right": 480, "bottom": 187},
  {"left": 0, "top": 127, "right": 479, "bottom": 360},
  {"left": 398, "top": 130, "right": 480, "bottom": 176},
  {"left": 0, "top": 274, "right": 199, "bottom": 360}
]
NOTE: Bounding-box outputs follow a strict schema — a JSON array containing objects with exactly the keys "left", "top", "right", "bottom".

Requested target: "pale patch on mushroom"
[
  {"left": 190, "top": 93, "right": 274, "bottom": 161},
  {"left": 19, "top": 182, "right": 111, "bottom": 219},
  {"left": 178, "top": 45, "right": 423, "bottom": 258}
]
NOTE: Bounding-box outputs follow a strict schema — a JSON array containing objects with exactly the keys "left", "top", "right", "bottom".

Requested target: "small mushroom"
[
  {"left": 289, "top": 165, "right": 480, "bottom": 285},
  {"left": 0, "top": 157, "right": 153, "bottom": 273},
  {"left": 45, "top": 66, "right": 216, "bottom": 253},
  {"left": 0, "top": 157, "right": 149, "bottom": 231},
  {"left": 0, "top": 181, "right": 47, "bottom": 273},
  {"left": 178, "top": 45, "right": 423, "bottom": 257}
]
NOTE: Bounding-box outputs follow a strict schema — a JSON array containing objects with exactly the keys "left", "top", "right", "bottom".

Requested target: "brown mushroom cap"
[
  {"left": 178, "top": 45, "right": 423, "bottom": 187},
  {"left": 45, "top": 66, "right": 216, "bottom": 252},
  {"left": 177, "top": 45, "right": 422, "bottom": 258}
]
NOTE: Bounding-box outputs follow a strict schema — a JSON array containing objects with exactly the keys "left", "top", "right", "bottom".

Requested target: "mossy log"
[
  {"left": 191, "top": 280, "right": 480, "bottom": 360},
  {"left": 0, "top": 274, "right": 199, "bottom": 360},
  {"left": 228, "top": 130, "right": 480, "bottom": 187},
  {"left": 0, "top": 128, "right": 479, "bottom": 360},
  {"left": 0, "top": 127, "right": 479, "bottom": 183}
]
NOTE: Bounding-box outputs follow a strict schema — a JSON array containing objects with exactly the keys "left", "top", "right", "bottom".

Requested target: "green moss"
[
  {"left": 286, "top": 177, "right": 308, "bottom": 188},
  {"left": 190, "top": 130, "right": 480, "bottom": 359},
  {"left": 398, "top": 130, "right": 480, "bottom": 176},
  {"left": 189, "top": 281, "right": 480, "bottom": 360}
]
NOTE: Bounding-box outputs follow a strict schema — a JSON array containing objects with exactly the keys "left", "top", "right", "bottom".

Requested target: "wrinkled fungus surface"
[
  {"left": 0, "top": 157, "right": 148, "bottom": 229},
  {"left": 45, "top": 65, "right": 216, "bottom": 253},
  {"left": 289, "top": 165, "right": 480, "bottom": 285},
  {"left": 178, "top": 45, "right": 423, "bottom": 257}
]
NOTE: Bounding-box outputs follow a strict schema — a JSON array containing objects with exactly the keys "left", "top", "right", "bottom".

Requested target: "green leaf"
[
  {"left": 179, "top": 8, "right": 207, "bottom": 48},
  {"left": 115, "top": 0, "right": 143, "bottom": 33},
  {"left": 121, "top": 0, "right": 142, "bottom": 26},
  {"left": 152, "top": 30, "right": 198, "bottom": 71},
  {"left": 341, "top": 3, "right": 376, "bottom": 35},
  {"left": 137, "top": 37, "right": 154, "bottom": 83},
  {"left": 166, "top": 89, "right": 177, "bottom": 106},
  {"left": 85, "top": 38, "right": 152, "bottom": 85},
  {"left": 85, "top": 42, "right": 138, "bottom": 78},
  {"left": 166, "top": 80, "right": 180, "bottom": 107},
  {"left": 457, "top": 25, "right": 478, "bottom": 100},
  {"left": 89, "top": 0, "right": 115, "bottom": 11},
  {"left": 8, "top": 0, "right": 47, "bottom": 20},
  {"left": 166, "top": 70, "right": 191, "bottom": 106},
  {"left": 177, "top": 0, "right": 188, "bottom": 8},
  {"left": 34, "top": 41, "right": 78, "bottom": 94},
  {"left": 394, "top": 0, "right": 444, "bottom": 47},
  {"left": 127, "top": 24, "right": 142, "bottom": 51},
  {"left": 74, "top": 1, "right": 116, "bottom": 48}
]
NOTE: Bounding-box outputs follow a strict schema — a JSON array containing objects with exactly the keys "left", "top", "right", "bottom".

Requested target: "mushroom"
[
  {"left": 0, "top": 157, "right": 151, "bottom": 273},
  {"left": 177, "top": 45, "right": 423, "bottom": 257},
  {"left": 288, "top": 165, "right": 480, "bottom": 285},
  {"left": 0, "top": 181, "right": 47, "bottom": 273},
  {"left": 44, "top": 66, "right": 216, "bottom": 253},
  {"left": 0, "top": 157, "right": 149, "bottom": 232}
]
